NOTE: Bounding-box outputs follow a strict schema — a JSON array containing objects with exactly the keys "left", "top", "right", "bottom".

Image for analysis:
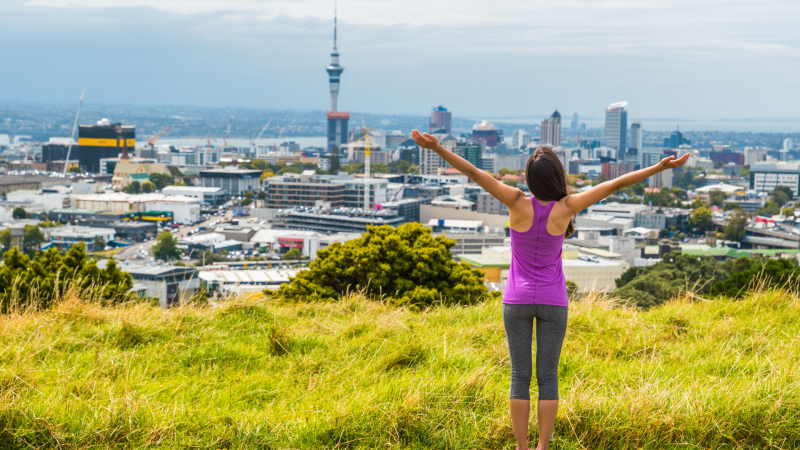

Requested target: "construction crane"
[
  {"left": 63, "top": 87, "right": 86, "bottom": 176},
  {"left": 224, "top": 116, "right": 233, "bottom": 147},
  {"left": 147, "top": 125, "right": 169, "bottom": 149},
  {"left": 251, "top": 119, "right": 272, "bottom": 152}
]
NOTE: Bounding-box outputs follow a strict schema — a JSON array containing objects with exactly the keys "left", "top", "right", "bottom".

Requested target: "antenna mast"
[{"left": 63, "top": 87, "right": 86, "bottom": 176}]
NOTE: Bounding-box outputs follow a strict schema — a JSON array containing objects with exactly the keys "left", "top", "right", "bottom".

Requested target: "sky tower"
[
  {"left": 326, "top": 1, "right": 350, "bottom": 153},
  {"left": 326, "top": 2, "right": 344, "bottom": 112}
]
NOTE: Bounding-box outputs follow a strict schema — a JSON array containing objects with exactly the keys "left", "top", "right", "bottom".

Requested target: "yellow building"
[
  {"left": 456, "top": 254, "right": 511, "bottom": 283},
  {"left": 112, "top": 161, "right": 171, "bottom": 188}
]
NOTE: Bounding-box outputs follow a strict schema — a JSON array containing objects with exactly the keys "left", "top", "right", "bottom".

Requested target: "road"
[{"left": 116, "top": 210, "right": 233, "bottom": 261}]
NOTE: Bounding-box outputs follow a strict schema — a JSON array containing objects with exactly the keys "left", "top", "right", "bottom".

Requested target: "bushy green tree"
[
  {"left": 12, "top": 207, "right": 27, "bottom": 219},
  {"left": 141, "top": 180, "right": 155, "bottom": 193},
  {"left": 614, "top": 252, "right": 726, "bottom": 307},
  {"left": 152, "top": 232, "right": 182, "bottom": 261},
  {"left": 329, "top": 146, "right": 340, "bottom": 174},
  {"left": 755, "top": 199, "right": 781, "bottom": 217},
  {"left": 689, "top": 207, "right": 713, "bottom": 232},
  {"left": 149, "top": 173, "right": 175, "bottom": 190},
  {"left": 772, "top": 186, "right": 793, "bottom": 206},
  {"left": 0, "top": 244, "right": 133, "bottom": 312},
  {"left": 724, "top": 209, "right": 748, "bottom": 242},
  {"left": 0, "top": 225, "right": 46, "bottom": 258},
  {"left": 282, "top": 248, "right": 303, "bottom": 260},
  {"left": 708, "top": 190, "right": 728, "bottom": 207},
  {"left": 123, "top": 181, "right": 141, "bottom": 194},
  {"left": 711, "top": 258, "right": 800, "bottom": 297},
  {"left": 274, "top": 223, "right": 491, "bottom": 309},
  {"left": 566, "top": 280, "right": 578, "bottom": 298}
]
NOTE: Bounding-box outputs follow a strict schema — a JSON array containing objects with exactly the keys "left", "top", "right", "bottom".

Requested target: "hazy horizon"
[{"left": 2, "top": 0, "right": 799, "bottom": 121}]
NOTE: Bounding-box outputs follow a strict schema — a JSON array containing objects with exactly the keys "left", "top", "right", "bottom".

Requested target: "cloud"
[{"left": 2, "top": 0, "right": 799, "bottom": 120}]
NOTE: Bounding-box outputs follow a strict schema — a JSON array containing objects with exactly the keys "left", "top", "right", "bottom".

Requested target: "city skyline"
[{"left": 1, "top": 0, "right": 799, "bottom": 121}]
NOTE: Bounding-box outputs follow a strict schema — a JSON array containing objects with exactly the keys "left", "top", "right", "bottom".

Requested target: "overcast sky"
[{"left": 2, "top": 0, "right": 799, "bottom": 121}]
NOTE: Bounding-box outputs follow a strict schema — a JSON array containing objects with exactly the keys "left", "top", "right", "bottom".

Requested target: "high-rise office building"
[
  {"left": 785, "top": 138, "right": 794, "bottom": 152},
  {"left": 604, "top": 102, "right": 628, "bottom": 160},
  {"left": 571, "top": 113, "right": 579, "bottom": 133},
  {"left": 326, "top": 8, "right": 349, "bottom": 152},
  {"left": 78, "top": 118, "right": 135, "bottom": 173},
  {"left": 472, "top": 120, "right": 499, "bottom": 147},
  {"left": 430, "top": 106, "right": 452, "bottom": 134},
  {"left": 540, "top": 110, "right": 562, "bottom": 147},
  {"left": 663, "top": 129, "right": 690, "bottom": 148},
  {"left": 511, "top": 129, "right": 531, "bottom": 149},
  {"left": 630, "top": 121, "right": 642, "bottom": 150}
]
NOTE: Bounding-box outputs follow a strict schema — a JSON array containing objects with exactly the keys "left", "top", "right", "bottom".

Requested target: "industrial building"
[
  {"left": 198, "top": 168, "right": 261, "bottom": 196},
  {"left": 161, "top": 186, "right": 228, "bottom": 206}
]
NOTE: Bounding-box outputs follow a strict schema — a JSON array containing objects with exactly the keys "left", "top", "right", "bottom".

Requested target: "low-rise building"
[
  {"left": 562, "top": 258, "right": 628, "bottom": 294},
  {"left": 435, "top": 231, "right": 506, "bottom": 254},
  {"left": 477, "top": 192, "right": 509, "bottom": 215},
  {"left": 276, "top": 207, "right": 405, "bottom": 233},
  {"left": 574, "top": 214, "right": 633, "bottom": 233},
  {"left": 198, "top": 268, "right": 302, "bottom": 296},
  {"left": 199, "top": 167, "right": 262, "bottom": 196},
  {"left": 125, "top": 265, "right": 200, "bottom": 307},
  {"left": 145, "top": 202, "right": 200, "bottom": 225},
  {"left": 161, "top": 186, "right": 228, "bottom": 206},
  {"left": 72, "top": 193, "right": 201, "bottom": 213},
  {"left": 45, "top": 226, "right": 116, "bottom": 251},
  {"left": 456, "top": 254, "right": 510, "bottom": 283}
]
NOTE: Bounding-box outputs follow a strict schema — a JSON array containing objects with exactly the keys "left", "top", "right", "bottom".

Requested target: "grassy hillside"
[{"left": 0, "top": 289, "right": 798, "bottom": 449}]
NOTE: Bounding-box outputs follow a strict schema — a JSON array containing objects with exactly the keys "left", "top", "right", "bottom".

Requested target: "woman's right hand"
[{"left": 411, "top": 130, "right": 441, "bottom": 150}]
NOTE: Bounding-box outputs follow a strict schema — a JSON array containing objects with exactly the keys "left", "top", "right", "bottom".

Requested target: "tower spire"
[
  {"left": 334, "top": 0, "right": 338, "bottom": 50},
  {"left": 326, "top": 0, "right": 344, "bottom": 112}
]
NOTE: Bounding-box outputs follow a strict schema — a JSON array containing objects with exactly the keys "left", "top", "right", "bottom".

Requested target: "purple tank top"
[{"left": 503, "top": 197, "right": 568, "bottom": 306}]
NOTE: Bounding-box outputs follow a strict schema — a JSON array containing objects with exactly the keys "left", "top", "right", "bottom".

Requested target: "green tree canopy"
[
  {"left": 711, "top": 258, "right": 800, "bottom": 297},
  {"left": 689, "top": 206, "right": 713, "bottom": 232},
  {"left": 12, "top": 207, "right": 27, "bottom": 220},
  {"left": 275, "top": 223, "right": 492, "bottom": 309},
  {"left": 282, "top": 248, "right": 303, "bottom": 260},
  {"left": 614, "top": 252, "right": 726, "bottom": 307},
  {"left": 68, "top": 166, "right": 81, "bottom": 173},
  {"left": 123, "top": 181, "right": 141, "bottom": 194},
  {"left": 141, "top": 180, "right": 155, "bottom": 193},
  {"left": 148, "top": 173, "right": 175, "bottom": 190},
  {"left": 0, "top": 244, "right": 133, "bottom": 312},
  {"left": 152, "top": 232, "right": 182, "bottom": 261},
  {"left": 755, "top": 199, "right": 781, "bottom": 217},
  {"left": 329, "top": 146, "right": 341, "bottom": 174},
  {"left": 708, "top": 190, "right": 728, "bottom": 207},
  {"left": 723, "top": 209, "right": 748, "bottom": 242}
]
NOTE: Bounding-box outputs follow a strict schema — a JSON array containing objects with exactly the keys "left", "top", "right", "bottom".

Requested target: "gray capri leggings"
[{"left": 502, "top": 303, "right": 568, "bottom": 401}]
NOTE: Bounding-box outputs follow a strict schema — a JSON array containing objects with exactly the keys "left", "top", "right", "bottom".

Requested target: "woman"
[{"left": 411, "top": 130, "right": 688, "bottom": 450}]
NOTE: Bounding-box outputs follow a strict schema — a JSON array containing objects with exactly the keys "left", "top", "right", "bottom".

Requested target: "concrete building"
[
  {"left": 104, "top": 222, "right": 158, "bottom": 242},
  {"left": 125, "top": 265, "right": 200, "bottom": 308},
  {"left": 602, "top": 162, "right": 635, "bottom": 181},
  {"left": 540, "top": 110, "right": 562, "bottom": 147},
  {"left": 511, "top": 129, "right": 531, "bottom": 149},
  {"left": 178, "top": 232, "right": 226, "bottom": 253},
  {"left": 472, "top": 120, "right": 499, "bottom": 147},
  {"left": 111, "top": 161, "right": 171, "bottom": 188},
  {"left": 145, "top": 202, "right": 200, "bottom": 225},
  {"left": 277, "top": 207, "right": 405, "bottom": 233},
  {"left": 199, "top": 268, "right": 302, "bottom": 296},
  {"left": 563, "top": 258, "right": 628, "bottom": 293},
  {"left": 609, "top": 236, "right": 636, "bottom": 266},
  {"left": 630, "top": 121, "right": 642, "bottom": 150},
  {"left": 6, "top": 189, "right": 69, "bottom": 213},
  {"left": 437, "top": 231, "right": 506, "bottom": 254},
  {"left": 477, "top": 192, "right": 509, "bottom": 215},
  {"left": 73, "top": 193, "right": 201, "bottom": 213},
  {"left": 45, "top": 226, "right": 116, "bottom": 251},
  {"left": 199, "top": 168, "right": 261, "bottom": 196},
  {"left": 750, "top": 162, "right": 800, "bottom": 196},
  {"left": 76, "top": 119, "right": 135, "bottom": 173},
  {"left": 635, "top": 210, "right": 667, "bottom": 229},
  {"left": 604, "top": 102, "right": 628, "bottom": 159},
  {"left": 744, "top": 147, "right": 768, "bottom": 165},
  {"left": 587, "top": 203, "right": 647, "bottom": 219},
  {"left": 161, "top": 186, "right": 227, "bottom": 206},
  {"left": 649, "top": 169, "right": 673, "bottom": 189},
  {"left": 456, "top": 254, "right": 510, "bottom": 283},
  {"left": 430, "top": 106, "right": 452, "bottom": 134},
  {"left": 574, "top": 214, "right": 633, "bottom": 233},
  {"left": 265, "top": 170, "right": 345, "bottom": 209}
]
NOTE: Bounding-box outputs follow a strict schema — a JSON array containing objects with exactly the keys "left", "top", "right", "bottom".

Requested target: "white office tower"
[
  {"left": 511, "top": 129, "right": 531, "bottom": 149},
  {"left": 604, "top": 102, "right": 628, "bottom": 160},
  {"left": 785, "top": 138, "right": 794, "bottom": 152},
  {"left": 571, "top": 113, "right": 579, "bottom": 133},
  {"left": 630, "top": 121, "right": 643, "bottom": 150}
]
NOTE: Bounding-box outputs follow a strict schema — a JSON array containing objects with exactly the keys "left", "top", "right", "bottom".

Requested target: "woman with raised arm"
[{"left": 411, "top": 130, "right": 688, "bottom": 450}]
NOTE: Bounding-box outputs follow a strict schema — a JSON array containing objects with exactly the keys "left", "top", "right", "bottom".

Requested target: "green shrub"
[
  {"left": 274, "top": 223, "right": 489, "bottom": 309},
  {"left": 711, "top": 258, "right": 800, "bottom": 297}
]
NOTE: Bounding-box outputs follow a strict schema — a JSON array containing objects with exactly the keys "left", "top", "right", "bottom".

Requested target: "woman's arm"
[
  {"left": 411, "top": 130, "right": 525, "bottom": 208},
  {"left": 564, "top": 153, "right": 690, "bottom": 214}
]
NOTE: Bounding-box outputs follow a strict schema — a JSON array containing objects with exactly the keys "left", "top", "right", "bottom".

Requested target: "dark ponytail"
[{"left": 525, "top": 146, "right": 576, "bottom": 238}]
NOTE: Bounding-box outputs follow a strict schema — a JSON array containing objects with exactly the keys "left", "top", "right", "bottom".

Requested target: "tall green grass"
[{"left": 0, "top": 287, "right": 797, "bottom": 449}]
